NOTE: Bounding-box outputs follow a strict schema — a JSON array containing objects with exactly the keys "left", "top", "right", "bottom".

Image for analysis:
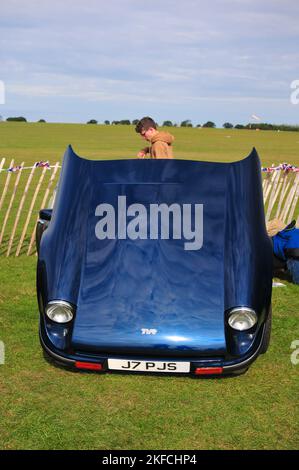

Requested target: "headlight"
[
  {"left": 45, "top": 301, "right": 74, "bottom": 323},
  {"left": 228, "top": 307, "right": 257, "bottom": 331}
]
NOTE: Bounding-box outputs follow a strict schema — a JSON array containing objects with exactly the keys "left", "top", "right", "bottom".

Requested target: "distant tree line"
[
  {"left": 230, "top": 123, "right": 299, "bottom": 132},
  {"left": 4, "top": 117, "right": 46, "bottom": 122},
  {"left": 4, "top": 116, "right": 299, "bottom": 132},
  {"left": 93, "top": 119, "right": 217, "bottom": 128},
  {"left": 223, "top": 122, "right": 299, "bottom": 132},
  {"left": 6, "top": 116, "right": 27, "bottom": 122}
]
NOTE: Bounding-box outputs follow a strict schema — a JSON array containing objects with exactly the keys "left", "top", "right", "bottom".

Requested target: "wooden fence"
[
  {"left": 0, "top": 158, "right": 61, "bottom": 256},
  {"left": 0, "top": 158, "right": 298, "bottom": 256},
  {"left": 262, "top": 170, "right": 299, "bottom": 224}
]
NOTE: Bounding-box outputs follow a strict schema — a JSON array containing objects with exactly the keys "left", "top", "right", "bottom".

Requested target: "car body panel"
[{"left": 37, "top": 145, "right": 272, "bottom": 374}]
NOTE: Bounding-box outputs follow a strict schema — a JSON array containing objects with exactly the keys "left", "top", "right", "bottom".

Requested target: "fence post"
[
  {"left": 15, "top": 166, "right": 48, "bottom": 256},
  {"left": 27, "top": 162, "right": 60, "bottom": 256},
  {"left": 274, "top": 173, "right": 289, "bottom": 219},
  {"left": 265, "top": 173, "right": 281, "bottom": 222},
  {"left": 0, "top": 340, "right": 4, "bottom": 365},
  {"left": 7, "top": 165, "right": 37, "bottom": 256},
  {"left": 0, "top": 158, "right": 5, "bottom": 172},
  {"left": 0, "top": 162, "right": 24, "bottom": 246},
  {"left": 0, "top": 158, "right": 14, "bottom": 211},
  {"left": 283, "top": 173, "right": 299, "bottom": 223},
  {"left": 280, "top": 176, "right": 298, "bottom": 223},
  {"left": 263, "top": 170, "right": 279, "bottom": 207}
]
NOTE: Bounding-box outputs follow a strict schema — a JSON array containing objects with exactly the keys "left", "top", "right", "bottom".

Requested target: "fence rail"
[{"left": 0, "top": 158, "right": 298, "bottom": 256}]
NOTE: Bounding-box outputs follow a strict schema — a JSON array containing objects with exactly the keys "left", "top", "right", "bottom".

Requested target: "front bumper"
[{"left": 39, "top": 322, "right": 267, "bottom": 376}]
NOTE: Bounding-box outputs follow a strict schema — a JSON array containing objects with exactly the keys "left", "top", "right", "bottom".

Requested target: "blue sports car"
[{"left": 36, "top": 146, "right": 272, "bottom": 377}]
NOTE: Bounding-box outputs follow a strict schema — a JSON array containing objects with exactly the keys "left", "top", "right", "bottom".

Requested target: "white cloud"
[{"left": 1, "top": 0, "right": 299, "bottom": 123}]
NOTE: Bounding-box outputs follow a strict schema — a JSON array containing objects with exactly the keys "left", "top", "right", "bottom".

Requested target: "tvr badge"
[{"left": 141, "top": 328, "right": 158, "bottom": 335}]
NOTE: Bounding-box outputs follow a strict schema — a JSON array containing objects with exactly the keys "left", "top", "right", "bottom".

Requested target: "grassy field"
[
  {"left": 0, "top": 258, "right": 298, "bottom": 450},
  {"left": 0, "top": 122, "right": 299, "bottom": 450},
  {"left": 1, "top": 121, "right": 299, "bottom": 166}
]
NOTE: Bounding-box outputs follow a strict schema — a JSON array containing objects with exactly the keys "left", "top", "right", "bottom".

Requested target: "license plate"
[{"left": 108, "top": 359, "right": 190, "bottom": 373}]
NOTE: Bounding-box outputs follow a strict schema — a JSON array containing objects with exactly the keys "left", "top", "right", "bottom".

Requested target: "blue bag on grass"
[{"left": 272, "top": 220, "right": 299, "bottom": 284}]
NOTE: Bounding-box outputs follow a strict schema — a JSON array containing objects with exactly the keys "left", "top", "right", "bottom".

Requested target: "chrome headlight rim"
[
  {"left": 45, "top": 300, "right": 74, "bottom": 324},
  {"left": 228, "top": 307, "right": 257, "bottom": 331}
]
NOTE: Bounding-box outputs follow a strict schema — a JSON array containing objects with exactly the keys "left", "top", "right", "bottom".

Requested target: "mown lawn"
[
  {"left": 0, "top": 257, "right": 298, "bottom": 450},
  {"left": 1, "top": 121, "right": 299, "bottom": 166}
]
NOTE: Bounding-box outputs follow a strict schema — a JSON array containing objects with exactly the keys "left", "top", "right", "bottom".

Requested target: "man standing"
[{"left": 135, "top": 116, "right": 174, "bottom": 159}]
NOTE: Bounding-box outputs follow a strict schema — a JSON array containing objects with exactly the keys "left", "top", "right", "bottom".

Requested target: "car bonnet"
[{"left": 41, "top": 146, "right": 269, "bottom": 356}]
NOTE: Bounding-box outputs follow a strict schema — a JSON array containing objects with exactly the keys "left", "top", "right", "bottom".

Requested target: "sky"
[{"left": 1, "top": 0, "right": 299, "bottom": 126}]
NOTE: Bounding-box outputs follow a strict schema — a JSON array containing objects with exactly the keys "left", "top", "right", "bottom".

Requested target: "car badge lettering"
[{"left": 141, "top": 329, "right": 158, "bottom": 335}]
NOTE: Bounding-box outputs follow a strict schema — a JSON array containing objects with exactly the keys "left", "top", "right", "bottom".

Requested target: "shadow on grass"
[{"left": 0, "top": 236, "right": 37, "bottom": 256}]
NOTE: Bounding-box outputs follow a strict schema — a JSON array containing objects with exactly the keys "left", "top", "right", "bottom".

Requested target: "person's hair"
[{"left": 135, "top": 116, "right": 157, "bottom": 134}]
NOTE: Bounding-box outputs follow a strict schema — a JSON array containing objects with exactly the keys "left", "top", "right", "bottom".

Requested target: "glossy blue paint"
[{"left": 38, "top": 146, "right": 272, "bottom": 367}]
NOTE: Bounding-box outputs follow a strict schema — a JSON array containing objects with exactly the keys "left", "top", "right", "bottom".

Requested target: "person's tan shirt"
[{"left": 143, "top": 131, "right": 175, "bottom": 159}]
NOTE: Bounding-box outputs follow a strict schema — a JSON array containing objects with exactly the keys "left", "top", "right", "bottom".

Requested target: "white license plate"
[{"left": 108, "top": 359, "right": 190, "bottom": 373}]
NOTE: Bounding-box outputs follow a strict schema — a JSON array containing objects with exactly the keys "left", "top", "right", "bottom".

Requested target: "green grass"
[
  {"left": 0, "top": 122, "right": 299, "bottom": 449},
  {"left": 1, "top": 121, "right": 299, "bottom": 166},
  {"left": 0, "top": 257, "right": 298, "bottom": 450}
]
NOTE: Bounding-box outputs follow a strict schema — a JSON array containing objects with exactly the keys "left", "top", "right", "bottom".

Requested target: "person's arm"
[{"left": 137, "top": 147, "right": 150, "bottom": 158}]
